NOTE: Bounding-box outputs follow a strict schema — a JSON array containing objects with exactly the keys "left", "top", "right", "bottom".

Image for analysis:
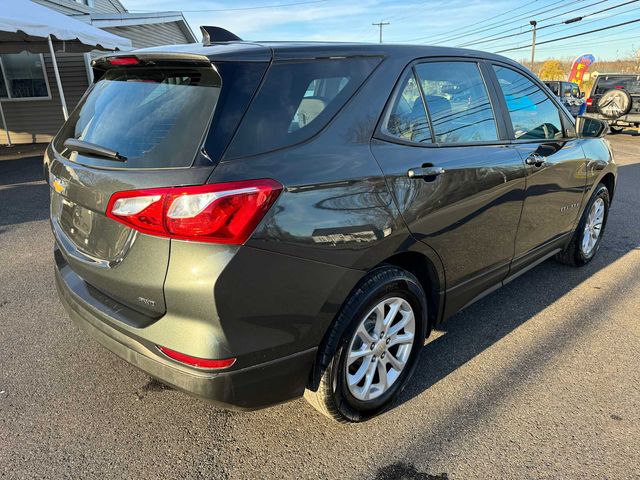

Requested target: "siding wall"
[
  {"left": 92, "top": 0, "right": 127, "bottom": 14},
  {"left": 32, "top": 0, "right": 84, "bottom": 15},
  {"left": 104, "top": 22, "right": 191, "bottom": 49},
  {"left": 33, "top": 0, "right": 125, "bottom": 15},
  {"left": 1, "top": 53, "right": 89, "bottom": 144}
]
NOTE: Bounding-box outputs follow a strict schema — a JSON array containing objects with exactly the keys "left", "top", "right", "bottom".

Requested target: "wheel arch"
[
  {"left": 600, "top": 172, "right": 616, "bottom": 203},
  {"left": 380, "top": 251, "right": 444, "bottom": 334},
  {"left": 307, "top": 248, "right": 445, "bottom": 390}
]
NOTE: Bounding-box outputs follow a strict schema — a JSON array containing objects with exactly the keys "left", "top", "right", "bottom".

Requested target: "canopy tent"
[{"left": 0, "top": 0, "right": 132, "bottom": 146}]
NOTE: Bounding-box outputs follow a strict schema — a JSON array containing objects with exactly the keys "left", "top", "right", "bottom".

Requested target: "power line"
[
  {"left": 488, "top": 4, "right": 640, "bottom": 52},
  {"left": 533, "top": 33, "right": 640, "bottom": 52},
  {"left": 535, "top": 3, "right": 640, "bottom": 39},
  {"left": 455, "top": 0, "right": 610, "bottom": 47},
  {"left": 458, "top": 0, "right": 638, "bottom": 47},
  {"left": 431, "top": 0, "right": 589, "bottom": 45},
  {"left": 520, "top": 21, "right": 640, "bottom": 51},
  {"left": 495, "top": 17, "right": 640, "bottom": 53},
  {"left": 421, "top": 0, "right": 586, "bottom": 45},
  {"left": 401, "top": 0, "right": 545, "bottom": 43},
  {"left": 407, "top": 0, "right": 540, "bottom": 40},
  {"left": 129, "top": 0, "right": 331, "bottom": 13}
]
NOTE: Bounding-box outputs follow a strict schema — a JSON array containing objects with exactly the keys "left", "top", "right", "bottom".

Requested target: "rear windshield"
[
  {"left": 53, "top": 66, "right": 221, "bottom": 168},
  {"left": 594, "top": 75, "right": 640, "bottom": 95},
  {"left": 225, "top": 57, "right": 381, "bottom": 159}
]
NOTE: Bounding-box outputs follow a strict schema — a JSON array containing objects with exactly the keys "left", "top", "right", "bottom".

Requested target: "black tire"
[
  {"left": 609, "top": 126, "right": 624, "bottom": 134},
  {"left": 555, "top": 183, "right": 610, "bottom": 267},
  {"left": 304, "top": 266, "right": 427, "bottom": 423}
]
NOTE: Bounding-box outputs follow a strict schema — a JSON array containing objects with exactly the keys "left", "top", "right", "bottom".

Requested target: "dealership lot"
[{"left": 1, "top": 134, "right": 638, "bottom": 479}]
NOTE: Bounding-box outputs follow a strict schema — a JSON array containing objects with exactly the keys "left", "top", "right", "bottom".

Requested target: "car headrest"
[
  {"left": 411, "top": 98, "right": 425, "bottom": 118},
  {"left": 296, "top": 96, "right": 328, "bottom": 127},
  {"left": 424, "top": 95, "right": 452, "bottom": 122}
]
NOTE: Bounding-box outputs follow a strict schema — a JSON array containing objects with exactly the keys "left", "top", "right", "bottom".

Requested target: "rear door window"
[
  {"left": 414, "top": 61, "right": 499, "bottom": 144},
  {"left": 290, "top": 76, "right": 350, "bottom": 130},
  {"left": 225, "top": 57, "right": 381, "bottom": 159},
  {"left": 53, "top": 66, "right": 221, "bottom": 168},
  {"left": 493, "top": 65, "right": 563, "bottom": 141},
  {"left": 382, "top": 71, "right": 432, "bottom": 143}
]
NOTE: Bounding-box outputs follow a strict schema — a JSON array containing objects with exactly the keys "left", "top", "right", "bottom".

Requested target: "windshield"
[
  {"left": 594, "top": 75, "right": 640, "bottom": 95},
  {"left": 53, "top": 66, "right": 221, "bottom": 168}
]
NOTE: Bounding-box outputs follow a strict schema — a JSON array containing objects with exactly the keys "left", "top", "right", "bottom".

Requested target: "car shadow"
[
  {"left": 610, "top": 129, "right": 640, "bottom": 137},
  {"left": 388, "top": 161, "right": 639, "bottom": 414},
  {"left": 0, "top": 156, "right": 49, "bottom": 230}
]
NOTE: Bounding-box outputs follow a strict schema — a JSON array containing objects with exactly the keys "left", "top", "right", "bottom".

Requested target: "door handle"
[
  {"left": 407, "top": 166, "right": 445, "bottom": 179},
  {"left": 525, "top": 153, "right": 546, "bottom": 167}
]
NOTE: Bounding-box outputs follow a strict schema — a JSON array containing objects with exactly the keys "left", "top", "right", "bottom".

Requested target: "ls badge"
[{"left": 560, "top": 202, "right": 579, "bottom": 213}]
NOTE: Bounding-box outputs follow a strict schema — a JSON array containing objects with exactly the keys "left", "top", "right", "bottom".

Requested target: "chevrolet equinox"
[{"left": 46, "top": 27, "right": 617, "bottom": 422}]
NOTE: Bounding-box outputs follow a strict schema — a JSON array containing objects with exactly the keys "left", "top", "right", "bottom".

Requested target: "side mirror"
[{"left": 576, "top": 116, "right": 608, "bottom": 138}]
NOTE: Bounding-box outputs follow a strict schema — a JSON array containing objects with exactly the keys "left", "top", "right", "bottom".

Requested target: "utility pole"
[
  {"left": 372, "top": 20, "right": 389, "bottom": 43},
  {"left": 530, "top": 20, "right": 537, "bottom": 69}
]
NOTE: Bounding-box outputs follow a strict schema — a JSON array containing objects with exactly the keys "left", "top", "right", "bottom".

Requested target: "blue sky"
[{"left": 124, "top": 0, "right": 640, "bottom": 61}]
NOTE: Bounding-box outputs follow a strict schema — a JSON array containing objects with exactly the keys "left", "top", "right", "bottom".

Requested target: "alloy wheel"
[
  {"left": 582, "top": 197, "right": 605, "bottom": 257},
  {"left": 345, "top": 297, "right": 416, "bottom": 401}
]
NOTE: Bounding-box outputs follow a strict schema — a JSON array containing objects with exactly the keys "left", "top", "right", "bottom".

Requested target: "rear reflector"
[
  {"left": 107, "top": 56, "right": 140, "bottom": 66},
  {"left": 586, "top": 97, "right": 593, "bottom": 106},
  {"left": 158, "top": 346, "right": 236, "bottom": 369},
  {"left": 106, "top": 179, "right": 282, "bottom": 244}
]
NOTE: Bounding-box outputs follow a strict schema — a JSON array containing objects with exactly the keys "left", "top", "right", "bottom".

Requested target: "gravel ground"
[{"left": 0, "top": 134, "right": 639, "bottom": 479}]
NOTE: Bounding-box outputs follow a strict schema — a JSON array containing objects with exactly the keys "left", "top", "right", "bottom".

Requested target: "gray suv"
[{"left": 46, "top": 29, "right": 616, "bottom": 422}]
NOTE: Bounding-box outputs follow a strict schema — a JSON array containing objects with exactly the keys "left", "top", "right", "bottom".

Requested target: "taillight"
[
  {"left": 106, "top": 179, "right": 282, "bottom": 244},
  {"left": 586, "top": 97, "right": 594, "bottom": 106},
  {"left": 157, "top": 346, "right": 236, "bottom": 369},
  {"left": 107, "top": 56, "right": 140, "bottom": 66}
]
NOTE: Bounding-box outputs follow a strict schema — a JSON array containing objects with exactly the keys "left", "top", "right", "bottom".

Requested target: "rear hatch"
[
  {"left": 588, "top": 75, "right": 640, "bottom": 115},
  {"left": 47, "top": 52, "right": 268, "bottom": 317}
]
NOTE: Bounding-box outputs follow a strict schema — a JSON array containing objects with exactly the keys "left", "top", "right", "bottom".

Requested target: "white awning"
[{"left": 0, "top": 0, "right": 132, "bottom": 54}]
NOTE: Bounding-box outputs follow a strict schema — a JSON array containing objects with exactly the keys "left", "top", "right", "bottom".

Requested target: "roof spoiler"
[{"left": 200, "top": 26, "right": 243, "bottom": 45}]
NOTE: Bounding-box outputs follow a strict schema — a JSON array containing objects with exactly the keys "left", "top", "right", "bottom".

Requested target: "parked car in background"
[
  {"left": 45, "top": 31, "right": 617, "bottom": 422},
  {"left": 586, "top": 73, "right": 640, "bottom": 133},
  {"left": 544, "top": 80, "right": 586, "bottom": 117}
]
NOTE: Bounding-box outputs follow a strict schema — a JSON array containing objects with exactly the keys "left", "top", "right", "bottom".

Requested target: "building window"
[{"left": 0, "top": 52, "right": 51, "bottom": 100}]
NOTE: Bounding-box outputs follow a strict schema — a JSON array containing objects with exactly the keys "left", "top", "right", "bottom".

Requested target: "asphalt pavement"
[{"left": 0, "top": 134, "right": 639, "bottom": 479}]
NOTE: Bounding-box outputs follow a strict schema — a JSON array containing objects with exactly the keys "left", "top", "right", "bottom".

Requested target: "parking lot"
[{"left": 0, "top": 134, "right": 638, "bottom": 479}]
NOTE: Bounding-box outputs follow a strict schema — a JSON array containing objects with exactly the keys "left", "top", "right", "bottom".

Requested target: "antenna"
[{"left": 200, "top": 26, "right": 243, "bottom": 45}]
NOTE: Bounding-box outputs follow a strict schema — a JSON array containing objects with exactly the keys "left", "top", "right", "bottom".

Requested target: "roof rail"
[{"left": 200, "top": 26, "right": 243, "bottom": 45}]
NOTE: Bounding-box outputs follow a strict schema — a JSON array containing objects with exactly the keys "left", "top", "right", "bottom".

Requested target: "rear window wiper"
[{"left": 63, "top": 138, "right": 128, "bottom": 162}]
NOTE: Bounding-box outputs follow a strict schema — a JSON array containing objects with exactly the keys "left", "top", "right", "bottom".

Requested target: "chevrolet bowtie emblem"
[{"left": 51, "top": 175, "right": 67, "bottom": 195}]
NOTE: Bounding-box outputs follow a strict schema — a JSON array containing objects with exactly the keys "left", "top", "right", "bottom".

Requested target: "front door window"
[{"left": 493, "top": 66, "right": 563, "bottom": 140}]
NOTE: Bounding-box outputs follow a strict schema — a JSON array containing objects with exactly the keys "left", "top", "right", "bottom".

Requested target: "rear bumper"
[
  {"left": 55, "top": 263, "right": 317, "bottom": 410},
  {"left": 585, "top": 112, "right": 640, "bottom": 126}
]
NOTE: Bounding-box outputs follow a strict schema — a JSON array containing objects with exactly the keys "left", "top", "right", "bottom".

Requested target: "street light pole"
[
  {"left": 372, "top": 20, "right": 390, "bottom": 43},
  {"left": 530, "top": 20, "right": 537, "bottom": 69}
]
